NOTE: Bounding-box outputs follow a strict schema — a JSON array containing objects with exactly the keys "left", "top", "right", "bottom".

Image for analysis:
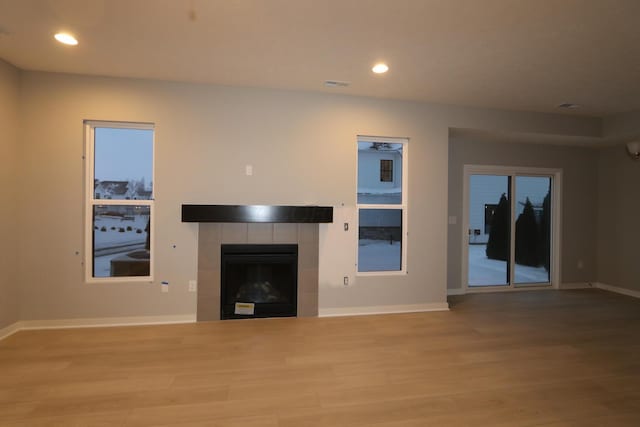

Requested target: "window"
[
  {"left": 380, "top": 159, "right": 393, "bottom": 182},
  {"left": 357, "top": 136, "right": 408, "bottom": 273},
  {"left": 85, "top": 121, "right": 154, "bottom": 281}
]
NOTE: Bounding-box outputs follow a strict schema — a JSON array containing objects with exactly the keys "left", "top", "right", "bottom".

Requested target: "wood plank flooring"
[{"left": 1, "top": 289, "right": 639, "bottom": 426}]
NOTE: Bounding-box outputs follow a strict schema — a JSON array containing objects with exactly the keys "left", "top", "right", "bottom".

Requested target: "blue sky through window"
[{"left": 94, "top": 127, "right": 153, "bottom": 183}]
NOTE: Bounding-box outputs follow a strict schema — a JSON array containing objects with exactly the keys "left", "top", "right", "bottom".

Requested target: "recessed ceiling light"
[
  {"left": 372, "top": 63, "right": 389, "bottom": 74},
  {"left": 54, "top": 32, "right": 78, "bottom": 46}
]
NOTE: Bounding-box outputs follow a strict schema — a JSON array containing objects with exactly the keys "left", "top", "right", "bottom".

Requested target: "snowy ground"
[
  {"left": 358, "top": 239, "right": 401, "bottom": 271},
  {"left": 468, "top": 244, "right": 549, "bottom": 286},
  {"left": 94, "top": 215, "right": 147, "bottom": 251},
  {"left": 93, "top": 215, "right": 148, "bottom": 277}
]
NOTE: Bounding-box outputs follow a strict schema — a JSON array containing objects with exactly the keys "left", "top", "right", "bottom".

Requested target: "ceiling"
[{"left": 1, "top": 0, "right": 639, "bottom": 118}]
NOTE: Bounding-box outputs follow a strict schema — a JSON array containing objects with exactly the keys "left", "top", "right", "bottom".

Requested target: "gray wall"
[
  {"left": 16, "top": 71, "right": 449, "bottom": 320},
  {"left": 596, "top": 145, "right": 640, "bottom": 291},
  {"left": 7, "top": 68, "right": 603, "bottom": 321},
  {"left": 598, "top": 110, "right": 640, "bottom": 292},
  {"left": 0, "top": 59, "right": 20, "bottom": 329},
  {"left": 448, "top": 136, "right": 599, "bottom": 291},
  {"left": 603, "top": 110, "right": 640, "bottom": 142}
]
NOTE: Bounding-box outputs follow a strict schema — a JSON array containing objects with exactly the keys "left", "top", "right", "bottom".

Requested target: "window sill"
[
  {"left": 356, "top": 270, "right": 407, "bottom": 277},
  {"left": 86, "top": 276, "right": 154, "bottom": 284}
]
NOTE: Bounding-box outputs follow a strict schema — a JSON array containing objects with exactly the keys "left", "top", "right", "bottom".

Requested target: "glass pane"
[
  {"left": 357, "top": 141, "right": 403, "bottom": 204},
  {"left": 358, "top": 209, "right": 402, "bottom": 272},
  {"left": 468, "top": 175, "right": 510, "bottom": 286},
  {"left": 224, "top": 262, "right": 294, "bottom": 305},
  {"left": 94, "top": 128, "right": 153, "bottom": 200},
  {"left": 514, "top": 176, "right": 552, "bottom": 284},
  {"left": 93, "top": 205, "right": 150, "bottom": 278}
]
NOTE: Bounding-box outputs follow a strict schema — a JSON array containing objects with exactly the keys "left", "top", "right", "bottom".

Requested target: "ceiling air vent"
[
  {"left": 557, "top": 103, "right": 580, "bottom": 109},
  {"left": 324, "top": 80, "right": 350, "bottom": 88}
]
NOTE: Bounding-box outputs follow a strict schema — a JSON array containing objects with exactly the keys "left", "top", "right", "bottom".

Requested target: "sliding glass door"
[{"left": 465, "top": 167, "right": 557, "bottom": 290}]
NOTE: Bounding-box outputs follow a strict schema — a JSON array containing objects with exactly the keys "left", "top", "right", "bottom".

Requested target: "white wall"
[
  {"left": 15, "top": 70, "right": 603, "bottom": 320},
  {"left": 0, "top": 59, "right": 20, "bottom": 329}
]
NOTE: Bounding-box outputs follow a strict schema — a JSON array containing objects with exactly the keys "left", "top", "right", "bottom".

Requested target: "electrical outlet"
[
  {"left": 343, "top": 276, "right": 349, "bottom": 286},
  {"left": 161, "top": 281, "right": 169, "bottom": 293},
  {"left": 188, "top": 280, "right": 197, "bottom": 292}
]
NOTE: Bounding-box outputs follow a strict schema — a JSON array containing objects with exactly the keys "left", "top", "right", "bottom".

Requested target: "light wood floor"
[{"left": 1, "top": 289, "right": 639, "bottom": 426}]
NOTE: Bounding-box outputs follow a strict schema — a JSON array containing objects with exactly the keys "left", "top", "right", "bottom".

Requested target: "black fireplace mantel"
[{"left": 181, "top": 204, "right": 333, "bottom": 223}]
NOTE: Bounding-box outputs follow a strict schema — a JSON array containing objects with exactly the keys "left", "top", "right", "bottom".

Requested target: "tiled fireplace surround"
[{"left": 196, "top": 222, "right": 320, "bottom": 321}]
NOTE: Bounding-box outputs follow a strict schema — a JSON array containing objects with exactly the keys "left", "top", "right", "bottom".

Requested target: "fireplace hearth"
[{"left": 220, "top": 244, "right": 298, "bottom": 319}]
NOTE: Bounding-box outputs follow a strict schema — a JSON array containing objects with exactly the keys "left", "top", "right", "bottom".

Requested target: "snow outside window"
[
  {"left": 84, "top": 122, "right": 154, "bottom": 282},
  {"left": 357, "top": 137, "right": 408, "bottom": 274}
]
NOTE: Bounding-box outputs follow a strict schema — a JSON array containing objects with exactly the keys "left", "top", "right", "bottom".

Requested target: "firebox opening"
[{"left": 220, "top": 244, "right": 298, "bottom": 320}]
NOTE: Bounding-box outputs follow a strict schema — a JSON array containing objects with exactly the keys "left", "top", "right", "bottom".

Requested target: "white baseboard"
[
  {"left": 19, "top": 314, "right": 197, "bottom": 330},
  {"left": 0, "top": 314, "right": 196, "bottom": 341},
  {"left": 593, "top": 282, "right": 640, "bottom": 299},
  {"left": 558, "top": 282, "right": 592, "bottom": 290},
  {"left": 447, "top": 288, "right": 466, "bottom": 296},
  {"left": 0, "top": 322, "right": 22, "bottom": 341},
  {"left": 319, "top": 303, "right": 449, "bottom": 317}
]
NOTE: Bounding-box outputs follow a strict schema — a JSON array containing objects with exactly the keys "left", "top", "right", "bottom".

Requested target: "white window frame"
[
  {"left": 356, "top": 136, "right": 409, "bottom": 276},
  {"left": 84, "top": 120, "right": 155, "bottom": 283}
]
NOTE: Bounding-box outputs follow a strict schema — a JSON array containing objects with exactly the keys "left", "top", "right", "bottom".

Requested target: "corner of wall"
[{"left": 0, "top": 58, "right": 22, "bottom": 329}]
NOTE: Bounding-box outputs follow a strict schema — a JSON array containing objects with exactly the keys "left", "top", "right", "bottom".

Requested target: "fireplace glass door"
[{"left": 221, "top": 244, "right": 298, "bottom": 319}]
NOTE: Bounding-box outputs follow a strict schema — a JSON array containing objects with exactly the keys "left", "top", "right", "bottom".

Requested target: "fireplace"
[
  {"left": 220, "top": 244, "right": 298, "bottom": 319},
  {"left": 182, "top": 204, "right": 333, "bottom": 321}
]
